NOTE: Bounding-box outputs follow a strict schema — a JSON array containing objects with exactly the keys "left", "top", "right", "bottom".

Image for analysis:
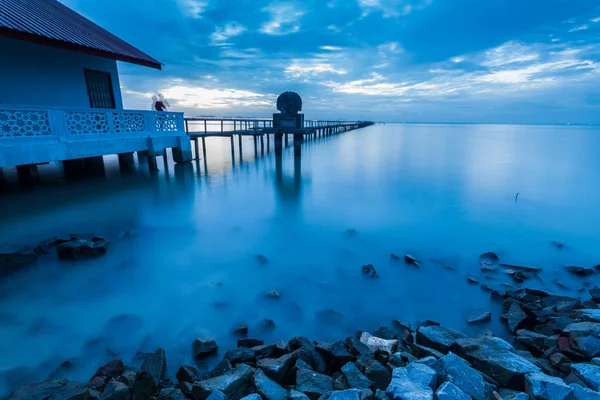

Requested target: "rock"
[
  {"left": 571, "top": 364, "right": 600, "bottom": 391},
  {"left": 296, "top": 369, "right": 334, "bottom": 400},
  {"left": 346, "top": 337, "right": 374, "bottom": 359},
  {"left": 192, "top": 364, "right": 253, "bottom": 399},
  {"left": 430, "top": 352, "right": 489, "bottom": 400},
  {"left": 565, "top": 266, "right": 595, "bottom": 277},
  {"left": 391, "top": 253, "right": 401, "bottom": 261},
  {"left": 258, "top": 352, "right": 297, "bottom": 383},
  {"left": 94, "top": 360, "right": 125, "bottom": 379},
  {"left": 385, "top": 366, "right": 433, "bottom": 400},
  {"left": 176, "top": 366, "right": 198, "bottom": 383},
  {"left": 132, "top": 372, "right": 155, "bottom": 400},
  {"left": 290, "top": 336, "right": 314, "bottom": 350},
  {"left": 362, "top": 265, "right": 379, "bottom": 278},
  {"left": 590, "top": 287, "right": 600, "bottom": 303},
  {"left": 256, "top": 255, "right": 268, "bottom": 264},
  {"left": 209, "top": 358, "right": 232, "bottom": 378},
  {"left": 56, "top": 237, "right": 109, "bottom": 260},
  {"left": 296, "top": 359, "right": 313, "bottom": 371},
  {"left": 225, "top": 348, "right": 256, "bottom": 364},
  {"left": 549, "top": 353, "right": 572, "bottom": 375},
  {"left": 506, "top": 303, "right": 529, "bottom": 332},
  {"left": 466, "top": 309, "right": 491, "bottom": 325},
  {"left": 407, "top": 363, "right": 436, "bottom": 390},
  {"left": 290, "top": 390, "right": 311, "bottom": 400},
  {"left": 157, "top": 388, "right": 185, "bottom": 400},
  {"left": 117, "top": 371, "right": 136, "bottom": 387},
  {"left": 516, "top": 330, "right": 548, "bottom": 356},
  {"left": 8, "top": 379, "right": 67, "bottom": 400},
  {"left": 193, "top": 339, "right": 218, "bottom": 358},
  {"left": 253, "top": 368, "right": 288, "bottom": 400},
  {"left": 89, "top": 377, "right": 108, "bottom": 392},
  {"left": 509, "top": 271, "right": 529, "bottom": 282},
  {"left": 373, "top": 326, "right": 396, "bottom": 340},
  {"left": 404, "top": 255, "right": 419, "bottom": 266},
  {"left": 259, "top": 319, "right": 277, "bottom": 332},
  {"left": 572, "top": 309, "right": 600, "bottom": 323},
  {"left": 342, "top": 362, "right": 373, "bottom": 390},
  {"left": 295, "top": 345, "right": 328, "bottom": 373},
  {"left": 373, "top": 389, "right": 388, "bottom": 400},
  {"left": 0, "top": 246, "right": 37, "bottom": 275},
  {"left": 265, "top": 290, "right": 282, "bottom": 299},
  {"left": 363, "top": 360, "right": 391, "bottom": 390},
  {"left": 317, "top": 341, "right": 355, "bottom": 370},
  {"left": 525, "top": 372, "right": 573, "bottom": 400},
  {"left": 140, "top": 349, "right": 166, "bottom": 386},
  {"left": 240, "top": 395, "right": 261, "bottom": 400},
  {"left": 206, "top": 390, "right": 226, "bottom": 400},
  {"left": 497, "top": 389, "right": 529, "bottom": 400},
  {"left": 416, "top": 325, "right": 467, "bottom": 354},
  {"left": 99, "top": 380, "right": 130, "bottom": 400},
  {"left": 46, "top": 382, "right": 90, "bottom": 400},
  {"left": 232, "top": 323, "right": 249, "bottom": 335},
  {"left": 328, "top": 389, "right": 362, "bottom": 400},
  {"left": 239, "top": 338, "right": 264, "bottom": 348},
  {"left": 569, "top": 383, "right": 600, "bottom": 399},
  {"left": 480, "top": 252, "right": 499, "bottom": 270},
  {"left": 360, "top": 332, "right": 397, "bottom": 354},
  {"left": 411, "top": 344, "right": 443, "bottom": 360},
  {"left": 434, "top": 382, "right": 470, "bottom": 400},
  {"left": 467, "top": 276, "right": 479, "bottom": 284}
]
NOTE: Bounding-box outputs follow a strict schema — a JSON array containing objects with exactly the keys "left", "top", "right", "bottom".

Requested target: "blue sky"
[{"left": 63, "top": 0, "right": 600, "bottom": 123}]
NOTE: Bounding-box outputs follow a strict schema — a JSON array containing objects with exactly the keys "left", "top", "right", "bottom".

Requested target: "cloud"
[
  {"left": 260, "top": 2, "right": 305, "bottom": 35},
  {"left": 592, "top": 17, "right": 600, "bottom": 23},
  {"left": 210, "top": 22, "right": 247, "bottom": 46},
  {"left": 176, "top": 0, "right": 208, "bottom": 18},
  {"left": 569, "top": 24, "right": 589, "bottom": 32},
  {"left": 357, "top": 0, "right": 432, "bottom": 18},
  {"left": 479, "top": 41, "right": 539, "bottom": 67},
  {"left": 320, "top": 46, "right": 343, "bottom": 51},
  {"left": 285, "top": 63, "right": 348, "bottom": 78}
]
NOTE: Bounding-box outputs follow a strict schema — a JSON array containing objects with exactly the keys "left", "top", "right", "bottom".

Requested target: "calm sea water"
[{"left": 1, "top": 123, "right": 600, "bottom": 395}]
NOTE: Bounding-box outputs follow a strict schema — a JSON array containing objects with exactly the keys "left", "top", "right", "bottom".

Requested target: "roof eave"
[{"left": 0, "top": 27, "right": 162, "bottom": 70}]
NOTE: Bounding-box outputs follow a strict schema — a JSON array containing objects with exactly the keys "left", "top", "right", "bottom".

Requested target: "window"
[{"left": 84, "top": 69, "right": 116, "bottom": 109}]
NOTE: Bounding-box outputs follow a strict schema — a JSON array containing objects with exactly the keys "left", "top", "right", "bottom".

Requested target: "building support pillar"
[
  {"left": 118, "top": 152, "right": 135, "bottom": 172},
  {"left": 17, "top": 164, "right": 40, "bottom": 184},
  {"left": 83, "top": 156, "right": 105, "bottom": 177}
]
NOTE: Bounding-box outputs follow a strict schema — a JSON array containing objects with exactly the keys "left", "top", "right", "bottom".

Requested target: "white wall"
[{"left": 0, "top": 36, "right": 123, "bottom": 109}]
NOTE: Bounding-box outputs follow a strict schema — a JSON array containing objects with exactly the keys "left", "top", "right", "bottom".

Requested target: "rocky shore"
[{"left": 7, "top": 285, "right": 600, "bottom": 400}]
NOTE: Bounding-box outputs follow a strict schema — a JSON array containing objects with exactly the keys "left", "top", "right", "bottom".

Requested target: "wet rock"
[
  {"left": 497, "top": 389, "right": 529, "bottom": 400},
  {"left": 572, "top": 309, "right": 600, "bottom": 323},
  {"left": 176, "top": 366, "right": 198, "bottom": 383},
  {"left": 481, "top": 284, "right": 493, "bottom": 292},
  {"left": 265, "top": 290, "right": 282, "bottom": 299},
  {"left": 317, "top": 341, "right": 355, "bottom": 370},
  {"left": 509, "top": 271, "right": 529, "bottom": 283},
  {"left": 232, "top": 323, "right": 249, "bottom": 335},
  {"left": 206, "top": 390, "right": 226, "bottom": 400},
  {"left": 411, "top": 344, "right": 443, "bottom": 360},
  {"left": 296, "top": 369, "right": 334, "bottom": 400},
  {"left": 192, "top": 364, "right": 253, "bottom": 399},
  {"left": 209, "top": 358, "right": 232, "bottom": 378},
  {"left": 361, "top": 359, "right": 391, "bottom": 390},
  {"left": 404, "top": 255, "right": 419, "bottom": 266},
  {"left": 253, "top": 368, "right": 288, "bottom": 400},
  {"left": 571, "top": 364, "right": 600, "bottom": 391},
  {"left": 373, "top": 327, "right": 396, "bottom": 340},
  {"left": 346, "top": 338, "right": 374, "bottom": 360},
  {"left": 240, "top": 395, "right": 262, "bottom": 400},
  {"left": 296, "top": 359, "right": 313, "bottom": 371},
  {"left": 258, "top": 352, "right": 297, "bottom": 383},
  {"left": 434, "top": 382, "right": 470, "bottom": 400},
  {"left": 289, "top": 336, "right": 314, "bottom": 351},
  {"left": 385, "top": 365, "right": 433, "bottom": 400},
  {"left": 140, "top": 349, "right": 166, "bottom": 386},
  {"left": 94, "top": 360, "right": 125, "bottom": 379},
  {"left": 56, "top": 237, "right": 109, "bottom": 260},
  {"left": 295, "top": 345, "right": 328, "bottom": 373},
  {"left": 407, "top": 362, "right": 436, "bottom": 390},
  {"left": 565, "top": 266, "right": 595, "bottom": 277},
  {"left": 117, "top": 371, "right": 136, "bottom": 388},
  {"left": 132, "top": 372, "right": 155, "bottom": 400},
  {"left": 259, "top": 319, "right": 277, "bottom": 332},
  {"left": 8, "top": 379, "right": 67, "bottom": 400},
  {"left": 466, "top": 309, "right": 491, "bottom": 325},
  {"left": 506, "top": 303, "right": 529, "bottom": 332},
  {"left": 157, "top": 388, "right": 185, "bottom": 400},
  {"left": 590, "top": 287, "right": 600, "bottom": 303},
  {"left": 239, "top": 338, "right": 264, "bottom": 348},
  {"left": 89, "top": 377, "right": 108, "bottom": 392},
  {"left": 430, "top": 352, "right": 489, "bottom": 400},
  {"left": 467, "top": 276, "right": 479, "bottom": 284},
  {"left": 290, "top": 390, "right": 311, "bottom": 400},
  {"left": 256, "top": 255, "right": 268, "bottom": 264},
  {"left": 390, "top": 253, "right": 401, "bottom": 261},
  {"left": 360, "top": 332, "right": 397, "bottom": 354},
  {"left": 416, "top": 325, "right": 467, "bottom": 354},
  {"left": 362, "top": 265, "right": 378, "bottom": 278},
  {"left": 341, "top": 362, "right": 373, "bottom": 390},
  {"left": 193, "top": 339, "right": 218, "bottom": 358},
  {"left": 525, "top": 372, "right": 573, "bottom": 399},
  {"left": 47, "top": 382, "right": 91, "bottom": 400},
  {"left": 334, "top": 374, "right": 350, "bottom": 391},
  {"left": 328, "top": 389, "right": 362, "bottom": 400},
  {"left": 548, "top": 353, "right": 572, "bottom": 375},
  {"left": 100, "top": 380, "right": 130, "bottom": 400},
  {"left": 0, "top": 246, "right": 37, "bottom": 275},
  {"left": 225, "top": 347, "right": 256, "bottom": 364},
  {"left": 516, "top": 330, "right": 548, "bottom": 356},
  {"left": 480, "top": 252, "right": 499, "bottom": 271},
  {"left": 552, "top": 242, "right": 564, "bottom": 249},
  {"left": 569, "top": 383, "right": 600, "bottom": 399}
]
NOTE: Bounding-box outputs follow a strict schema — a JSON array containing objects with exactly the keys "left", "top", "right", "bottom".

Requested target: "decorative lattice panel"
[
  {"left": 66, "top": 112, "right": 109, "bottom": 134},
  {"left": 154, "top": 113, "right": 179, "bottom": 132},
  {"left": 113, "top": 113, "right": 145, "bottom": 133},
  {"left": 0, "top": 110, "right": 52, "bottom": 137}
]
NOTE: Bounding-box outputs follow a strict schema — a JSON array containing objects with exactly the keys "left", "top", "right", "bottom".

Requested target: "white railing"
[{"left": 0, "top": 106, "right": 185, "bottom": 140}]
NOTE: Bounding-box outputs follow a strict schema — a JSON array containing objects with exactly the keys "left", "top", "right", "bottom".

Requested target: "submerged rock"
[
  {"left": 232, "top": 323, "right": 249, "bottom": 335},
  {"left": 141, "top": 348, "right": 167, "bottom": 386},
  {"left": 361, "top": 264, "right": 378, "bottom": 278},
  {"left": 467, "top": 276, "right": 479, "bottom": 284},
  {"left": 264, "top": 290, "right": 282, "bottom": 300},
  {"left": 0, "top": 246, "right": 37, "bottom": 275},
  {"left": 238, "top": 338, "right": 264, "bottom": 348},
  {"left": 404, "top": 255, "right": 419, "bottom": 266},
  {"left": 193, "top": 339, "right": 218, "bottom": 358},
  {"left": 192, "top": 364, "right": 254, "bottom": 399},
  {"left": 466, "top": 309, "right": 491, "bottom": 325},
  {"left": 416, "top": 325, "right": 467, "bottom": 354},
  {"left": 256, "top": 255, "right": 269, "bottom": 264},
  {"left": 565, "top": 266, "right": 595, "bottom": 277},
  {"left": 56, "top": 237, "right": 109, "bottom": 260}
]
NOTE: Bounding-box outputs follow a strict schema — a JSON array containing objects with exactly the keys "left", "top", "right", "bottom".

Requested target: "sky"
[{"left": 62, "top": 0, "right": 600, "bottom": 123}]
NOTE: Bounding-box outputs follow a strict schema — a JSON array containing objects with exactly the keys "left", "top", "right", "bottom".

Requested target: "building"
[{"left": 0, "top": 0, "right": 191, "bottom": 176}]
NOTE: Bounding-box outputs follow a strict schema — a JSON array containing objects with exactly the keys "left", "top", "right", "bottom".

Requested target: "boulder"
[
  {"left": 590, "top": 287, "right": 600, "bottom": 303},
  {"left": 192, "top": 364, "right": 254, "bottom": 399},
  {"left": 239, "top": 338, "right": 264, "bottom": 348},
  {"left": 132, "top": 372, "right": 155, "bottom": 400},
  {"left": 8, "top": 379, "right": 68, "bottom": 400},
  {"left": 565, "top": 266, "right": 595, "bottom": 277},
  {"left": 411, "top": 344, "right": 443, "bottom": 360},
  {"left": 240, "top": 395, "right": 262, "bottom": 400},
  {"left": 572, "top": 310, "right": 600, "bottom": 323},
  {"left": 506, "top": 303, "right": 529, "bottom": 332},
  {"left": 100, "top": 380, "right": 130, "bottom": 400},
  {"left": 525, "top": 372, "right": 573, "bottom": 400},
  {"left": 47, "top": 382, "right": 91, "bottom": 400},
  {"left": 373, "top": 389, "right": 388, "bottom": 400},
  {"left": 362, "top": 359, "right": 391, "bottom": 390},
  {"left": 467, "top": 276, "right": 479, "bottom": 284},
  {"left": 316, "top": 341, "right": 355, "bottom": 370},
  {"left": 206, "top": 390, "right": 226, "bottom": 400},
  {"left": 176, "top": 366, "right": 199, "bottom": 383},
  {"left": 259, "top": 319, "right": 277, "bottom": 332},
  {"left": 328, "top": 389, "right": 362, "bottom": 400},
  {"left": 0, "top": 246, "right": 37, "bottom": 275},
  {"left": 89, "top": 377, "right": 108, "bottom": 392},
  {"left": 290, "top": 390, "right": 310, "bottom": 400},
  {"left": 289, "top": 336, "right": 314, "bottom": 351},
  {"left": 362, "top": 265, "right": 379, "bottom": 278},
  {"left": 253, "top": 368, "right": 288, "bottom": 400},
  {"left": 296, "top": 369, "right": 334, "bottom": 400},
  {"left": 209, "top": 358, "right": 232, "bottom": 378},
  {"left": 569, "top": 384, "right": 600, "bottom": 399},
  {"left": 140, "top": 349, "right": 167, "bottom": 386},
  {"left": 232, "top": 323, "right": 249, "bottom": 335},
  {"left": 480, "top": 252, "right": 499, "bottom": 270},
  {"left": 225, "top": 348, "right": 256, "bottom": 364},
  {"left": 466, "top": 309, "right": 491, "bottom": 325},
  {"left": 265, "top": 290, "right": 282, "bottom": 299},
  {"left": 256, "top": 255, "right": 268, "bottom": 264},
  {"left": 385, "top": 366, "right": 433, "bottom": 400},
  {"left": 373, "top": 326, "right": 396, "bottom": 340},
  {"left": 497, "top": 389, "right": 529, "bottom": 400},
  {"left": 572, "top": 364, "right": 600, "bottom": 391},
  {"left": 345, "top": 337, "right": 374, "bottom": 359},
  {"left": 341, "top": 362, "right": 373, "bottom": 390},
  {"left": 516, "top": 330, "right": 548, "bottom": 356},
  {"left": 295, "top": 346, "right": 327, "bottom": 373},
  {"left": 404, "top": 255, "right": 419, "bottom": 266},
  {"left": 430, "top": 352, "right": 489, "bottom": 400},
  {"left": 56, "top": 237, "right": 109, "bottom": 260},
  {"left": 360, "top": 332, "right": 397, "bottom": 354},
  {"left": 157, "top": 388, "right": 185, "bottom": 400},
  {"left": 434, "top": 382, "right": 470, "bottom": 400},
  {"left": 570, "top": 333, "right": 600, "bottom": 359},
  {"left": 193, "top": 339, "right": 218, "bottom": 358},
  {"left": 93, "top": 360, "right": 125, "bottom": 379},
  {"left": 415, "top": 326, "right": 467, "bottom": 354},
  {"left": 258, "top": 352, "right": 297, "bottom": 383}
]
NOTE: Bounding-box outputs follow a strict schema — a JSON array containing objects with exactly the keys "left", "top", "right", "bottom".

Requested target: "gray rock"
[
  {"left": 296, "top": 359, "right": 313, "bottom": 371},
  {"left": 573, "top": 310, "right": 600, "bottom": 323},
  {"left": 565, "top": 266, "right": 595, "bottom": 276},
  {"left": 346, "top": 338, "right": 374, "bottom": 360},
  {"left": 374, "top": 327, "right": 397, "bottom": 340},
  {"left": 569, "top": 384, "right": 600, "bottom": 399},
  {"left": 434, "top": 382, "right": 470, "bottom": 400},
  {"left": 296, "top": 369, "right": 334, "bottom": 400},
  {"left": 290, "top": 389, "right": 311, "bottom": 400},
  {"left": 430, "top": 352, "right": 489, "bottom": 400},
  {"left": 94, "top": 360, "right": 125, "bottom": 379},
  {"left": 289, "top": 336, "right": 314, "bottom": 350},
  {"left": 206, "top": 390, "right": 226, "bottom": 400},
  {"left": 411, "top": 344, "right": 443, "bottom": 360},
  {"left": 100, "top": 380, "right": 130, "bottom": 400},
  {"left": 209, "top": 358, "right": 232, "bottom": 378},
  {"left": 0, "top": 245, "right": 38, "bottom": 275},
  {"left": 413, "top": 357, "right": 436, "bottom": 366},
  {"left": 254, "top": 368, "right": 288, "bottom": 400},
  {"left": 56, "top": 238, "right": 109, "bottom": 260},
  {"left": 373, "top": 389, "right": 388, "bottom": 400},
  {"left": 466, "top": 309, "right": 491, "bottom": 325},
  {"left": 238, "top": 338, "right": 264, "bottom": 348},
  {"left": 317, "top": 341, "right": 355, "bottom": 370},
  {"left": 157, "top": 388, "right": 185, "bottom": 400},
  {"left": 385, "top": 367, "right": 433, "bottom": 400},
  {"left": 193, "top": 339, "right": 218, "bottom": 358},
  {"left": 590, "top": 287, "right": 600, "bottom": 302},
  {"left": 329, "top": 389, "right": 362, "bottom": 400},
  {"left": 225, "top": 348, "right": 256, "bottom": 364},
  {"left": 132, "top": 372, "right": 155, "bottom": 400},
  {"left": 572, "top": 364, "right": 600, "bottom": 391},
  {"left": 362, "top": 264, "right": 379, "bottom": 278},
  {"left": 497, "top": 389, "right": 529, "bottom": 400},
  {"left": 141, "top": 349, "right": 166, "bottom": 386},
  {"left": 48, "top": 382, "right": 91, "bottom": 400},
  {"left": 516, "top": 330, "right": 548, "bottom": 355},
  {"left": 416, "top": 326, "right": 467, "bottom": 354},
  {"left": 592, "top": 359, "right": 600, "bottom": 366},
  {"left": 406, "top": 363, "right": 436, "bottom": 390},
  {"left": 570, "top": 333, "right": 600, "bottom": 359},
  {"left": 192, "top": 364, "right": 254, "bottom": 399},
  {"left": 360, "top": 332, "right": 397, "bottom": 354},
  {"left": 525, "top": 372, "right": 573, "bottom": 399},
  {"left": 295, "top": 346, "right": 327, "bottom": 373},
  {"left": 240, "top": 395, "right": 262, "bottom": 400},
  {"left": 506, "top": 303, "right": 528, "bottom": 332},
  {"left": 258, "top": 352, "right": 297, "bottom": 383},
  {"left": 9, "top": 379, "right": 68, "bottom": 400},
  {"left": 342, "top": 363, "right": 373, "bottom": 390},
  {"left": 265, "top": 290, "right": 282, "bottom": 299},
  {"left": 176, "top": 365, "right": 198, "bottom": 383},
  {"left": 362, "top": 359, "right": 391, "bottom": 390}
]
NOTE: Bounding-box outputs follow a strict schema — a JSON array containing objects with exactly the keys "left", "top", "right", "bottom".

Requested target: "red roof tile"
[{"left": 0, "top": 0, "right": 162, "bottom": 69}]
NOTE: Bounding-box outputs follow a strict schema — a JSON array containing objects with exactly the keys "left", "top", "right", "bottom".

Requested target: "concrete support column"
[
  {"left": 83, "top": 156, "right": 105, "bottom": 177},
  {"left": 274, "top": 133, "right": 283, "bottom": 155},
  {"left": 172, "top": 137, "right": 193, "bottom": 164},
  {"left": 16, "top": 164, "right": 40, "bottom": 184},
  {"left": 118, "top": 153, "right": 135, "bottom": 172},
  {"left": 147, "top": 156, "right": 158, "bottom": 171},
  {"left": 63, "top": 159, "right": 85, "bottom": 180}
]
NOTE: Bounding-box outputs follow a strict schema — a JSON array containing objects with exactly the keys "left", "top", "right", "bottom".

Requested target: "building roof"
[{"left": 0, "top": 0, "right": 162, "bottom": 69}]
